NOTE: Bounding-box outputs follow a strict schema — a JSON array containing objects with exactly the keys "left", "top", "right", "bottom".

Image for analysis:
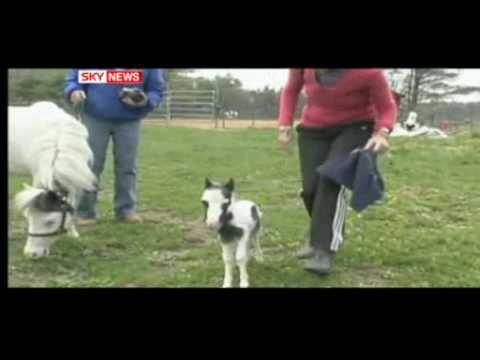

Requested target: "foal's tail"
[
  {"left": 251, "top": 205, "right": 264, "bottom": 262},
  {"left": 253, "top": 204, "right": 263, "bottom": 220}
]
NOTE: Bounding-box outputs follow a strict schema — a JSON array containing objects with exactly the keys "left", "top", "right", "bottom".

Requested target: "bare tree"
[{"left": 402, "top": 69, "right": 480, "bottom": 111}]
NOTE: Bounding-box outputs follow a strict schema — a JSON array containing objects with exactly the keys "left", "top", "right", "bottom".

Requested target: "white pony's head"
[
  {"left": 405, "top": 111, "right": 419, "bottom": 131},
  {"left": 12, "top": 102, "right": 97, "bottom": 257},
  {"left": 15, "top": 184, "right": 76, "bottom": 257}
]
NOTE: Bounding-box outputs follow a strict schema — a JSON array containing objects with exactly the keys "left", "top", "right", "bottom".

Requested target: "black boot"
[
  {"left": 304, "top": 249, "right": 335, "bottom": 276},
  {"left": 296, "top": 246, "right": 316, "bottom": 259},
  {"left": 296, "top": 230, "right": 315, "bottom": 259}
]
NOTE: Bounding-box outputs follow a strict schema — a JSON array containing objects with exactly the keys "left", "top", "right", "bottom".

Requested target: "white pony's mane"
[{"left": 27, "top": 103, "right": 97, "bottom": 195}]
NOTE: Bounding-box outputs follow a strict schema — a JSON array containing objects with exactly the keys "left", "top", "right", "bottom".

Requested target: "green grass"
[{"left": 8, "top": 125, "right": 480, "bottom": 287}]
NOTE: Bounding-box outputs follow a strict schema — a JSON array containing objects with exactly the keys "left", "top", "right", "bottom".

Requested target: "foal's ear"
[
  {"left": 205, "top": 178, "right": 213, "bottom": 189},
  {"left": 225, "top": 178, "right": 235, "bottom": 192}
]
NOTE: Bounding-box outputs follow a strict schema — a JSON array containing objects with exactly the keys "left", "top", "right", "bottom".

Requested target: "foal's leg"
[
  {"left": 236, "top": 234, "right": 251, "bottom": 288},
  {"left": 221, "top": 241, "right": 236, "bottom": 288}
]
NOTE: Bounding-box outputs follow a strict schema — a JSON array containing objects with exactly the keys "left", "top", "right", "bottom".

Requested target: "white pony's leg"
[
  {"left": 68, "top": 219, "right": 80, "bottom": 238},
  {"left": 221, "top": 242, "right": 236, "bottom": 288},
  {"left": 68, "top": 193, "right": 80, "bottom": 238},
  {"left": 236, "top": 234, "right": 251, "bottom": 288}
]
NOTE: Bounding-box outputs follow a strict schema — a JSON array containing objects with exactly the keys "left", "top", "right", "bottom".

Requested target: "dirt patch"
[
  {"left": 139, "top": 208, "right": 214, "bottom": 245},
  {"left": 139, "top": 208, "right": 183, "bottom": 225},
  {"left": 8, "top": 267, "right": 80, "bottom": 288},
  {"left": 183, "top": 223, "right": 214, "bottom": 245},
  {"left": 147, "top": 247, "right": 215, "bottom": 274},
  {"left": 339, "top": 263, "right": 394, "bottom": 287},
  {"left": 8, "top": 271, "right": 50, "bottom": 288},
  {"left": 148, "top": 249, "right": 191, "bottom": 268}
]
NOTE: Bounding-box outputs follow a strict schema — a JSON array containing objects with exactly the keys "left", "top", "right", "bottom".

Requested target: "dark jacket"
[
  {"left": 64, "top": 69, "right": 166, "bottom": 121},
  {"left": 317, "top": 150, "right": 385, "bottom": 212}
]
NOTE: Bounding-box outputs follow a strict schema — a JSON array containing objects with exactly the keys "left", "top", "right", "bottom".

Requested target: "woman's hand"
[
  {"left": 278, "top": 126, "right": 293, "bottom": 150},
  {"left": 364, "top": 128, "right": 390, "bottom": 154}
]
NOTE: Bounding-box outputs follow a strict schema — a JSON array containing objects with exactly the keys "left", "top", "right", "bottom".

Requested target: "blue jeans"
[{"left": 77, "top": 113, "right": 142, "bottom": 219}]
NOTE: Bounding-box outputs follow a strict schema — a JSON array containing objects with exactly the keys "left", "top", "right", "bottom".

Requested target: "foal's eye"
[{"left": 201, "top": 201, "right": 209, "bottom": 208}]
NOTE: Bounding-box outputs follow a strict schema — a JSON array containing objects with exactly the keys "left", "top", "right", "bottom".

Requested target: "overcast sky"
[{"left": 193, "top": 69, "right": 480, "bottom": 102}]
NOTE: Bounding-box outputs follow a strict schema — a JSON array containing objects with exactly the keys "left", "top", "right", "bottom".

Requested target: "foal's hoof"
[
  {"left": 222, "top": 283, "right": 233, "bottom": 288},
  {"left": 296, "top": 246, "right": 316, "bottom": 260},
  {"left": 240, "top": 282, "right": 249, "bottom": 288}
]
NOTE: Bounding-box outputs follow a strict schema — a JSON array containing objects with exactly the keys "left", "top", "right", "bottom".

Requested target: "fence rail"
[{"left": 152, "top": 88, "right": 218, "bottom": 120}]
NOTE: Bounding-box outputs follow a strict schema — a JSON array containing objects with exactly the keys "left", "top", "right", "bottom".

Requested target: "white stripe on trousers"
[{"left": 330, "top": 186, "right": 347, "bottom": 252}]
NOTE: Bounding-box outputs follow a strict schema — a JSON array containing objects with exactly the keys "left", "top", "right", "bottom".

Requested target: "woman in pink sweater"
[{"left": 278, "top": 69, "right": 397, "bottom": 276}]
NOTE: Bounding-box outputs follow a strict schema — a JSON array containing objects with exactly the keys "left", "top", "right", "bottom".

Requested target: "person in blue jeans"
[{"left": 65, "top": 69, "right": 166, "bottom": 224}]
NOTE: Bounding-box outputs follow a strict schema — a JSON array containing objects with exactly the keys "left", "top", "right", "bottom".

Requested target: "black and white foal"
[{"left": 201, "top": 178, "right": 263, "bottom": 288}]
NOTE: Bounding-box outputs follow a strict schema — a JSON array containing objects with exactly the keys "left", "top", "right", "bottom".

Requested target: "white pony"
[
  {"left": 390, "top": 123, "right": 411, "bottom": 137},
  {"left": 407, "top": 126, "right": 449, "bottom": 139},
  {"left": 9, "top": 101, "right": 97, "bottom": 257},
  {"left": 404, "top": 111, "right": 419, "bottom": 131},
  {"left": 391, "top": 111, "right": 448, "bottom": 139}
]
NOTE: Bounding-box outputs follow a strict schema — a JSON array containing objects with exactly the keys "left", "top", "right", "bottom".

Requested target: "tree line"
[{"left": 8, "top": 69, "right": 480, "bottom": 123}]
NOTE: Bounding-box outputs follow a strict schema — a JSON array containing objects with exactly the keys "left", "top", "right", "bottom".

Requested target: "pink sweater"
[{"left": 278, "top": 69, "right": 397, "bottom": 131}]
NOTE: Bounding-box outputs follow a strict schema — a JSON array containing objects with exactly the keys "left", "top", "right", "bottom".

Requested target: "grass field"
[
  {"left": 7, "top": 124, "right": 480, "bottom": 287},
  {"left": 144, "top": 118, "right": 279, "bottom": 129}
]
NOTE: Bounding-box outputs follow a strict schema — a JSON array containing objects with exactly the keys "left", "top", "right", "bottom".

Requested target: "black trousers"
[{"left": 297, "top": 121, "right": 374, "bottom": 253}]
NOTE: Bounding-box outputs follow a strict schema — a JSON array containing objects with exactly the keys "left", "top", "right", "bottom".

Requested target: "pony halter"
[{"left": 27, "top": 194, "right": 74, "bottom": 238}]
